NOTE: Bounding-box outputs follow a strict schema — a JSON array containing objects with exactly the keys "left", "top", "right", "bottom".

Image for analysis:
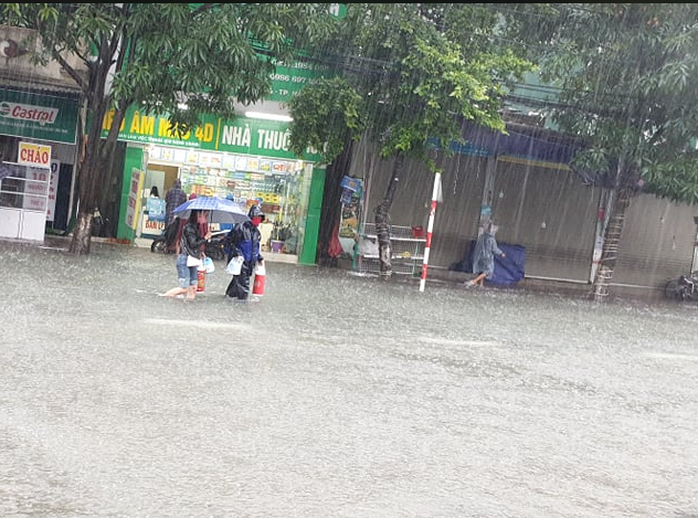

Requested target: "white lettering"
[
  {"left": 256, "top": 129, "right": 291, "bottom": 151},
  {"left": 221, "top": 124, "right": 251, "bottom": 147}
]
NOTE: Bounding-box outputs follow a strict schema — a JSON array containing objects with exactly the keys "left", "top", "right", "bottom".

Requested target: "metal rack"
[{"left": 355, "top": 223, "right": 426, "bottom": 276}]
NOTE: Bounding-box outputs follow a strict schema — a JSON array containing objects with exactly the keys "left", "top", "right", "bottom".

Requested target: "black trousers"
[{"left": 225, "top": 260, "right": 254, "bottom": 299}]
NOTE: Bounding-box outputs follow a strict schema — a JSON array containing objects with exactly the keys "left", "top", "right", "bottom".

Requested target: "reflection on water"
[{"left": 1, "top": 239, "right": 697, "bottom": 517}]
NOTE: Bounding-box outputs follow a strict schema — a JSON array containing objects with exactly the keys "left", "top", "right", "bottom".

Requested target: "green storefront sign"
[
  {"left": 0, "top": 88, "right": 78, "bottom": 145},
  {"left": 102, "top": 106, "right": 322, "bottom": 162}
]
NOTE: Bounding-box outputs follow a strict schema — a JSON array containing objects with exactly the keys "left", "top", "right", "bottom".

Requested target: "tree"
[
  {"left": 288, "top": 3, "right": 534, "bottom": 279},
  {"left": 0, "top": 3, "right": 337, "bottom": 254},
  {"left": 524, "top": 3, "right": 698, "bottom": 300}
]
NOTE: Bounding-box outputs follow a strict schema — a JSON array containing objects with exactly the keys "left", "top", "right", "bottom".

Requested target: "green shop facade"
[{"left": 106, "top": 105, "right": 325, "bottom": 265}]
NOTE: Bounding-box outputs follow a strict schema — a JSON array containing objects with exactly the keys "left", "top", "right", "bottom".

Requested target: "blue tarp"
[
  {"left": 450, "top": 241, "right": 526, "bottom": 286},
  {"left": 490, "top": 244, "right": 526, "bottom": 286}
]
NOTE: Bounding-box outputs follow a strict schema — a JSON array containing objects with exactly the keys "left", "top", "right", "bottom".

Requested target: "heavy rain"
[
  {"left": 1, "top": 239, "right": 698, "bottom": 517},
  {"left": 2, "top": 3, "right": 698, "bottom": 517}
]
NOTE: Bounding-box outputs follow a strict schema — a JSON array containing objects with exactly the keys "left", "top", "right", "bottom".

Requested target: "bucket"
[
  {"left": 411, "top": 226, "right": 425, "bottom": 238},
  {"left": 252, "top": 262, "right": 266, "bottom": 296},
  {"left": 196, "top": 269, "right": 206, "bottom": 292}
]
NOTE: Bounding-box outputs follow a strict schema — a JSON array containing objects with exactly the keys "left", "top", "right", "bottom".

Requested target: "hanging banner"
[
  {"left": 46, "top": 159, "right": 60, "bottom": 222},
  {"left": 146, "top": 197, "right": 166, "bottom": 222},
  {"left": 126, "top": 169, "right": 144, "bottom": 229},
  {"left": 339, "top": 176, "right": 363, "bottom": 240}
]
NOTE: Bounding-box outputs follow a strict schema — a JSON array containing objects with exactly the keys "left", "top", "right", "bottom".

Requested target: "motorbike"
[
  {"left": 150, "top": 217, "right": 180, "bottom": 255},
  {"left": 664, "top": 272, "right": 698, "bottom": 301},
  {"left": 203, "top": 230, "right": 227, "bottom": 261}
]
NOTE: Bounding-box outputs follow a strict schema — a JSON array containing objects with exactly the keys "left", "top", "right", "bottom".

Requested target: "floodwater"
[{"left": 1, "top": 238, "right": 697, "bottom": 518}]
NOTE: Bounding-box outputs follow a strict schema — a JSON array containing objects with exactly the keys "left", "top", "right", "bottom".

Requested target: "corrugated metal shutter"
[
  {"left": 612, "top": 195, "right": 695, "bottom": 289},
  {"left": 490, "top": 159, "right": 601, "bottom": 282},
  {"left": 360, "top": 153, "right": 488, "bottom": 270},
  {"left": 355, "top": 147, "right": 697, "bottom": 290}
]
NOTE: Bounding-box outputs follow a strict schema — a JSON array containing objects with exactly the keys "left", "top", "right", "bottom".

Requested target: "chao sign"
[{"left": 18, "top": 142, "right": 52, "bottom": 169}]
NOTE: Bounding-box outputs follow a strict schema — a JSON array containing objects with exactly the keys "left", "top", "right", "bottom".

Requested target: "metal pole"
[{"left": 419, "top": 171, "right": 442, "bottom": 292}]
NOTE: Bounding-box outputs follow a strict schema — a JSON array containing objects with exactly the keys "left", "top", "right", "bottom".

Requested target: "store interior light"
[{"left": 245, "top": 111, "right": 293, "bottom": 122}]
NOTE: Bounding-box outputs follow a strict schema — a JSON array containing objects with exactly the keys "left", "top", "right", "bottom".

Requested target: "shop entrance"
[{"left": 146, "top": 145, "right": 311, "bottom": 258}]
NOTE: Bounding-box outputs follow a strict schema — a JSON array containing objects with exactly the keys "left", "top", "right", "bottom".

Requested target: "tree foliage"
[
  {"left": 0, "top": 3, "right": 337, "bottom": 254},
  {"left": 528, "top": 3, "right": 698, "bottom": 203},
  {"left": 518, "top": 3, "right": 698, "bottom": 299},
  {"left": 287, "top": 3, "right": 535, "bottom": 278},
  {"left": 288, "top": 3, "right": 534, "bottom": 171}
]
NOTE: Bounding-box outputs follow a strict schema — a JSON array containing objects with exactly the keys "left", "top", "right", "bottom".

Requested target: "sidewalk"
[{"left": 41, "top": 234, "right": 662, "bottom": 302}]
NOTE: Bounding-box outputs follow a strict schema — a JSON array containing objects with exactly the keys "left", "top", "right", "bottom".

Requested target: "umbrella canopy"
[{"left": 173, "top": 196, "right": 249, "bottom": 225}]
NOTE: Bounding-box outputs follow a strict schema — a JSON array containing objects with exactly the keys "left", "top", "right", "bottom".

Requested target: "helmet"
[{"left": 248, "top": 204, "right": 265, "bottom": 220}]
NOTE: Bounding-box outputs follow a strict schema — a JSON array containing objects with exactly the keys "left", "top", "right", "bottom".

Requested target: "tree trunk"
[
  {"left": 69, "top": 130, "right": 104, "bottom": 254},
  {"left": 67, "top": 32, "right": 129, "bottom": 255},
  {"left": 374, "top": 153, "right": 403, "bottom": 281},
  {"left": 317, "top": 137, "right": 354, "bottom": 266},
  {"left": 590, "top": 185, "right": 631, "bottom": 301},
  {"left": 69, "top": 100, "right": 126, "bottom": 254}
]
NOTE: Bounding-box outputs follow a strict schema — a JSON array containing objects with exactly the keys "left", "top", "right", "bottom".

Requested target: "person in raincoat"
[
  {"left": 224, "top": 204, "right": 265, "bottom": 300},
  {"left": 466, "top": 222, "right": 505, "bottom": 287}
]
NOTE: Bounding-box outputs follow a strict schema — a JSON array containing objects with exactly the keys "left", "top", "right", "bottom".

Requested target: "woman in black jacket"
[{"left": 160, "top": 209, "right": 211, "bottom": 300}]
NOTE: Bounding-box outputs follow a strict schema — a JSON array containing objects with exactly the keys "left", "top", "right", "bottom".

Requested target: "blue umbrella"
[{"left": 173, "top": 196, "right": 249, "bottom": 225}]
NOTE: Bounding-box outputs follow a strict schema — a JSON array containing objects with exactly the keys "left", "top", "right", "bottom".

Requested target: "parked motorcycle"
[
  {"left": 664, "top": 272, "right": 698, "bottom": 301},
  {"left": 203, "top": 230, "right": 227, "bottom": 261},
  {"left": 150, "top": 217, "right": 180, "bottom": 255}
]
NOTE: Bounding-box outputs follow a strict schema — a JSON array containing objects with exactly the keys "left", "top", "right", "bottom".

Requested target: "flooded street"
[{"left": 1, "top": 238, "right": 697, "bottom": 517}]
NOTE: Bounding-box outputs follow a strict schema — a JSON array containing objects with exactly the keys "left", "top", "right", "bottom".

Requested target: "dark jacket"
[
  {"left": 224, "top": 221, "right": 263, "bottom": 263},
  {"left": 180, "top": 222, "right": 207, "bottom": 258}
]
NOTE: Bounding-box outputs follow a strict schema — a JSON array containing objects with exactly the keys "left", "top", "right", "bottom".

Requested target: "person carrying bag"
[
  {"left": 224, "top": 204, "right": 265, "bottom": 300},
  {"left": 160, "top": 209, "right": 211, "bottom": 300}
]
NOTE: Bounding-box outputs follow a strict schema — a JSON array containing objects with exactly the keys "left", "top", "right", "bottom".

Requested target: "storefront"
[
  {"left": 0, "top": 87, "right": 80, "bottom": 241},
  {"left": 108, "top": 106, "right": 325, "bottom": 264}
]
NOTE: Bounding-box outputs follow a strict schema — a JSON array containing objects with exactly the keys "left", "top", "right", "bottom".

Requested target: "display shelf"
[{"left": 355, "top": 223, "right": 426, "bottom": 276}]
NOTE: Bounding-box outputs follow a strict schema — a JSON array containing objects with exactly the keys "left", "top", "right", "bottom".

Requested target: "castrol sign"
[
  {"left": 18, "top": 142, "right": 52, "bottom": 169},
  {"left": 0, "top": 101, "right": 58, "bottom": 126}
]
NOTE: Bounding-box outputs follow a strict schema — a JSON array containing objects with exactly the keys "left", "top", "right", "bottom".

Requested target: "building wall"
[
  {"left": 0, "top": 25, "right": 86, "bottom": 89},
  {"left": 353, "top": 144, "right": 697, "bottom": 291},
  {"left": 355, "top": 145, "right": 488, "bottom": 270},
  {"left": 612, "top": 195, "right": 696, "bottom": 289},
  {"left": 490, "top": 159, "right": 600, "bottom": 282}
]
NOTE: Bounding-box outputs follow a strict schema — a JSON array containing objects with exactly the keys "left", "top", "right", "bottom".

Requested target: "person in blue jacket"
[
  {"left": 466, "top": 222, "right": 505, "bottom": 287},
  {"left": 224, "top": 204, "right": 265, "bottom": 300}
]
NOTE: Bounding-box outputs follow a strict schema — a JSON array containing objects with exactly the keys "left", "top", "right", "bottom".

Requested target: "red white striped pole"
[{"left": 419, "top": 172, "right": 442, "bottom": 292}]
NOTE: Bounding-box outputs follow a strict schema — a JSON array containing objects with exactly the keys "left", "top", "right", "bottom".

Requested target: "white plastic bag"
[
  {"left": 226, "top": 255, "right": 243, "bottom": 275},
  {"left": 254, "top": 261, "right": 265, "bottom": 277},
  {"left": 187, "top": 254, "right": 202, "bottom": 268},
  {"left": 200, "top": 256, "right": 215, "bottom": 274}
]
